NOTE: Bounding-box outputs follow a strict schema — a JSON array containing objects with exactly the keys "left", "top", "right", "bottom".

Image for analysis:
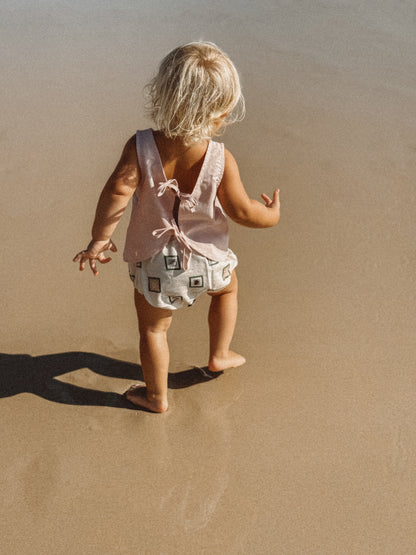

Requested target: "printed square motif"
[
  {"left": 189, "top": 276, "right": 204, "bottom": 288},
  {"left": 136, "top": 262, "right": 142, "bottom": 268},
  {"left": 165, "top": 255, "right": 181, "bottom": 270},
  {"left": 208, "top": 259, "right": 219, "bottom": 266},
  {"left": 148, "top": 277, "right": 161, "bottom": 293},
  {"left": 169, "top": 296, "right": 183, "bottom": 305},
  {"left": 222, "top": 264, "right": 231, "bottom": 280}
]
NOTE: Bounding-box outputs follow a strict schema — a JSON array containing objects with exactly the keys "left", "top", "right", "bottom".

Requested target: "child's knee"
[{"left": 139, "top": 314, "right": 172, "bottom": 335}]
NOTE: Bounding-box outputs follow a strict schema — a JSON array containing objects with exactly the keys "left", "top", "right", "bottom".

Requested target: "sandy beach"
[{"left": 1, "top": 1, "right": 416, "bottom": 553}]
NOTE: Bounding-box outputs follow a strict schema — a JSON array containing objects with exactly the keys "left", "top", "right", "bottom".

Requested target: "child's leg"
[
  {"left": 125, "top": 289, "right": 172, "bottom": 413},
  {"left": 207, "top": 271, "right": 246, "bottom": 372}
]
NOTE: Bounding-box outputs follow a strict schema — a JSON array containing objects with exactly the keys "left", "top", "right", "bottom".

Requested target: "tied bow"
[
  {"left": 152, "top": 218, "right": 193, "bottom": 270},
  {"left": 157, "top": 180, "right": 198, "bottom": 211},
  {"left": 157, "top": 179, "right": 179, "bottom": 197}
]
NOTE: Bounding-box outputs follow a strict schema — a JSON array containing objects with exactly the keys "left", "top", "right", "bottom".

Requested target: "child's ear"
[{"left": 214, "top": 112, "right": 229, "bottom": 127}]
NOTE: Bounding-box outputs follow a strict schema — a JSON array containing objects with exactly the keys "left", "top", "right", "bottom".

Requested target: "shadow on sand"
[{"left": 0, "top": 352, "right": 222, "bottom": 411}]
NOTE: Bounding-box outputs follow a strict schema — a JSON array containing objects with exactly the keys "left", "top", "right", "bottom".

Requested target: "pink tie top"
[{"left": 123, "top": 129, "right": 230, "bottom": 267}]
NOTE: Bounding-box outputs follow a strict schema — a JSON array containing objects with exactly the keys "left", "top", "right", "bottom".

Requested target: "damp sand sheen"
[{"left": 1, "top": 1, "right": 416, "bottom": 553}]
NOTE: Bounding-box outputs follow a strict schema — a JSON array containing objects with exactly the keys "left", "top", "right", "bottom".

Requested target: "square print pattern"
[
  {"left": 148, "top": 277, "right": 161, "bottom": 293},
  {"left": 164, "top": 255, "right": 181, "bottom": 270},
  {"left": 189, "top": 275, "right": 204, "bottom": 288},
  {"left": 169, "top": 295, "right": 183, "bottom": 305},
  {"left": 222, "top": 264, "right": 231, "bottom": 280}
]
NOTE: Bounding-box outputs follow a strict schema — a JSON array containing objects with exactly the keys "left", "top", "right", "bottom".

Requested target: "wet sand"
[{"left": 1, "top": 1, "right": 416, "bottom": 553}]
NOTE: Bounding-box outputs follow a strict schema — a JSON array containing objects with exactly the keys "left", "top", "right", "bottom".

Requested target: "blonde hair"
[{"left": 146, "top": 41, "right": 245, "bottom": 145}]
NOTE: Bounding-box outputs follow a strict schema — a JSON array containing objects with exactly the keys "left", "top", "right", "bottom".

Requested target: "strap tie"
[
  {"left": 157, "top": 179, "right": 180, "bottom": 197},
  {"left": 152, "top": 218, "right": 193, "bottom": 269},
  {"left": 157, "top": 180, "right": 198, "bottom": 211}
]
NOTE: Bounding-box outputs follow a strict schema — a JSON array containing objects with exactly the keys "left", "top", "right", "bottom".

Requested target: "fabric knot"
[
  {"left": 157, "top": 180, "right": 198, "bottom": 211},
  {"left": 152, "top": 218, "right": 193, "bottom": 269},
  {"left": 157, "top": 179, "right": 180, "bottom": 197}
]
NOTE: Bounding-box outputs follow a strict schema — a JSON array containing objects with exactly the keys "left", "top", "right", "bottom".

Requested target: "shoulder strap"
[
  {"left": 135, "top": 128, "right": 153, "bottom": 166},
  {"left": 135, "top": 129, "right": 166, "bottom": 187},
  {"left": 203, "top": 140, "right": 224, "bottom": 189}
]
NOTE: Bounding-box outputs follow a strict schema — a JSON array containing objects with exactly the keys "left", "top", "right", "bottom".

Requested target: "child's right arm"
[
  {"left": 217, "top": 149, "right": 280, "bottom": 228},
  {"left": 73, "top": 135, "right": 139, "bottom": 275}
]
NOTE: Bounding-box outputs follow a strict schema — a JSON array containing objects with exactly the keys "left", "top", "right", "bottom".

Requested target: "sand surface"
[{"left": 1, "top": 1, "right": 416, "bottom": 553}]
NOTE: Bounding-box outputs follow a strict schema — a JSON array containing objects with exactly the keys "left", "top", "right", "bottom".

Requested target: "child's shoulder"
[
  {"left": 112, "top": 134, "right": 141, "bottom": 182},
  {"left": 121, "top": 134, "right": 139, "bottom": 159},
  {"left": 119, "top": 133, "right": 137, "bottom": 153},
  {"left": 222, "top": 147, "right": 240, "bottom": 175}
]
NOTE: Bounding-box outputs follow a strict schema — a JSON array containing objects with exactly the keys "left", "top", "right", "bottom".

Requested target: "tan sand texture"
[{"left": 1, "top": 1, "right": 415, "bottom": 553}]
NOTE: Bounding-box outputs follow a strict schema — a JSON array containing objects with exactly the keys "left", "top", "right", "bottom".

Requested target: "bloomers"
[{"left": 128, "top": 238, "right": 238, "bottom": 310}]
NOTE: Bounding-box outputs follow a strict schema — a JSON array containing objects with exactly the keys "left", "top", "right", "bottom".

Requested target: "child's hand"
[
  {"left": 73, "top": 239, "right": 117, "bottom": 276},
  {"left": 261, "top": 189, "right": 280, "bottom": 220},
  {"left": 261, "top": 189, "right": 280, "bottom": 208}
]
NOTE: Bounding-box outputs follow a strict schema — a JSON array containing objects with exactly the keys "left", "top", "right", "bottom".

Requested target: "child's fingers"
[
  {"left": 79, "top": 257, "right": 87, "bottom": 271},
  {"left": 92, "top": 252, "right": 113, "bottom": 272},
  {"left": 73, "top": 251, "right": 88, "bottom": 270},
  {"left": 261, "top": 190, "right": 280, "bottom": 210},
  {"left": 98, "top": 250, "right": 114, "bottom": 262},
  {"left": 74, "top": 242, "right": 116, "bottom": 274},
  {"left": 261, "top": 193, "right": 272, "bottom": 205},
  {"left": 89, "top": 258, "right": 99, "bottom": 276}
]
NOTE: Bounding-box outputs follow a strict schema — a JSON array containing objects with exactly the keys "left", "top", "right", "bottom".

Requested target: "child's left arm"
[{"left": 73, "top": 135, "right": 139, "bottom": 276}]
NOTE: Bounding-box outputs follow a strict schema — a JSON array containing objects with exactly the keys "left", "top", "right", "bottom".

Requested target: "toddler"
[{"left": 73, "top": 42, "right": 280, "bottom": 413}]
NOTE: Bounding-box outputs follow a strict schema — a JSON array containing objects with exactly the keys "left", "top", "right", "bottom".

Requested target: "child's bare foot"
[
  {"left": 208, "top": 351, "right": 246, "bottom": 373},
  {"left": 123, "top": 385, "right": 168, "bottom": 413}
]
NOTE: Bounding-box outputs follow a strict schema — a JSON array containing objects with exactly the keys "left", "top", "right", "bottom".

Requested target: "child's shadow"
[{"left": 0, "top": 352, "right": 221, "bottom": 410}]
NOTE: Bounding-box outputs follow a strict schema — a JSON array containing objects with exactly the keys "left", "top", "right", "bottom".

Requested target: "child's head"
[{"left": 146, "top": 41, "right": 245, "bottom": 145}]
